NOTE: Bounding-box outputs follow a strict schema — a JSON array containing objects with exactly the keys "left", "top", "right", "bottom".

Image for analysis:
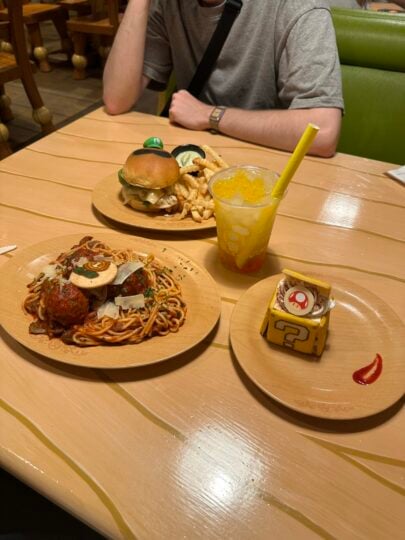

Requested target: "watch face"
[{"left": 209, "top": 107, "right": 226, "bottom": 130}]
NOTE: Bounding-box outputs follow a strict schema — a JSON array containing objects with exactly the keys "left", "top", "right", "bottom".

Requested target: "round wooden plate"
[
  {"left": 92, "top": 173, "right": 216, "bottom": 232},
  {"left": 230, "top": 274, "right": 405, "bottom": 420},
  {"left": 0, "top": 233, "right": 221, "bottom": 369}
]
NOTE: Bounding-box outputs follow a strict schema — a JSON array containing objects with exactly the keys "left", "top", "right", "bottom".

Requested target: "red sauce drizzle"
[{"left": 352, "top": 354, "right": 383, "bottom": 385}]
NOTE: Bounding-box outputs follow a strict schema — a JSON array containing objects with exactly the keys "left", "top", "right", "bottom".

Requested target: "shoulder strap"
[
  {"left": 160, "top": 0, "right": 243, "bottom": 117},
  {"left": 187, "top": 0, "right": 243, "bottom": 97}
]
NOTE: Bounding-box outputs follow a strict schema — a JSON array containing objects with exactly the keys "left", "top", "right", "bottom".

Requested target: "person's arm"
[
  {"left": 168, "top": 90, "right": 342, "bottom": 158},
  {"left": 103, "top": 0, "right": 151, "bottom": 115}
]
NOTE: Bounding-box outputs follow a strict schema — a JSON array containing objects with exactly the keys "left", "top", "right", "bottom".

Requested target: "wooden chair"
[
  {"left": 67, "top": 0, "right": 121, "bottom": 80},
  {"left": 0, "top": 0, "right": 54, "bottom": 159},
  {"left": 59, "top": 0, "right": 91, "bottom": 14},
  {"left": 41, "top": 0, "right": 91, "bottom": 17},
  {"left": 0, "top": 0, "right": 71, "bottom": 73}
]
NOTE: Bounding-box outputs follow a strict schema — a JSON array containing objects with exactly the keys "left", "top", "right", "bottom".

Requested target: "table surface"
[
  {"left": 1, "top": 108, "right": 404, "bottom": 539},
  {"left": 369, "top": 2, "right": 405, "bottom": 10}
]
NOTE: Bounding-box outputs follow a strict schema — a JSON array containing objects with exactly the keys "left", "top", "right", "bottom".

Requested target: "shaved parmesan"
[
  {"left": 112, "top": 261, "right": 144, "bottom": 285},
  {"left": 97, "top": 301, "right": 120, "bottom": 320},
  {"left": 114, "top": 294, "right": 145, "bottom": 310},
  {"left": 74, "top": 257, "right": 89, "bottom": 267},
  {"left": 41, "top": 264, "right": 60, "bottom": 278}
]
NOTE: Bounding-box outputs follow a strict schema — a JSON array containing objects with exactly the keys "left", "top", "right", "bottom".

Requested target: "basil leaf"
[{"left": 73, "top": 266, "right": 99, "bottom": 279}]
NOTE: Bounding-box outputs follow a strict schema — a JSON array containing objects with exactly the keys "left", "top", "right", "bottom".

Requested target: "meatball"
[
  {"left": 108, "top": 268, "right": 149, "bottom": 298},
  {"left": 44, "top": 280, "right": 89, "bottom": 327}
]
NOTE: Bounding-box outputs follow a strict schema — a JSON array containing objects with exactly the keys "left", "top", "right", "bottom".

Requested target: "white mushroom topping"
[{"left": 69, "top": 261, "right": 118, "bottom": 289}]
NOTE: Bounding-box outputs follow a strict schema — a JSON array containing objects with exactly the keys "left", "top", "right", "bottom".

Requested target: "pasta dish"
[{"left": 23, "top": 236, "right": 186, "bottom": 346}]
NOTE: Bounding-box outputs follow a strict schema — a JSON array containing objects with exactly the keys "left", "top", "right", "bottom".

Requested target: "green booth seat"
[{"left": 331, "top": 8, "right": 405, "bottom": 164}]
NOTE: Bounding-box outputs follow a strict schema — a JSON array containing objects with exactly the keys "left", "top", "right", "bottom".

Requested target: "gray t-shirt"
[
  {"left": 327, "top": 0, "right": 358, "bottom": 7},
  {"left": 144, "top": 0, "right": 344, "bottom": 111}
]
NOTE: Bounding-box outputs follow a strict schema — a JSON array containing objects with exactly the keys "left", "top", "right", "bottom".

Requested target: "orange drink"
[{"left": 209, "top": 166, "right": 283, "bottom": 273}]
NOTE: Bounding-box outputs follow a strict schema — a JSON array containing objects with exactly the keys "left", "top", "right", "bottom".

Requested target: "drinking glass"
[{"left": 209, "top": 165, "right": 283, "bottom": 273}]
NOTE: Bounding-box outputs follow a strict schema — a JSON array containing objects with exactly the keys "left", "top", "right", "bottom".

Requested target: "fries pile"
[{"left": 173, "top": 145, "right": 228, "bottom": 222}]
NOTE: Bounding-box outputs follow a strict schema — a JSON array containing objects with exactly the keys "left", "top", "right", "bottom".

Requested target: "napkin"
[{"left": 386, "top": 165, "right": 405, "bottom": 186}]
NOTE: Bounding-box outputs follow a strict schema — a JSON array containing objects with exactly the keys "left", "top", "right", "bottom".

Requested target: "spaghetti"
[{"left": 23, "top": 237, "right": 187, "bottom": 346}]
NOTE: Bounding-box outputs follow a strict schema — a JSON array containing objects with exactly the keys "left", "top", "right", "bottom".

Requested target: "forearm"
[
  {"left": 103, "top": 0, "right": 151, "bottom": 114},
  {"left": 169, "top": 91, "right": 341, "bottom": 158},
  {"left": 216, "top": 107, "right": 342, "bottom": 158}
]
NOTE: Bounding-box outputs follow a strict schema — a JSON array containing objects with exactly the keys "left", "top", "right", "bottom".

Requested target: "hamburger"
[{"left": 119, "top": 148, "right": 180, "bottom": 212}]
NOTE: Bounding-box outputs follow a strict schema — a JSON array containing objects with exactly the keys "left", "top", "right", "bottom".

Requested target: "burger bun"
[{"left": 123, "top": 148, "right": 180, "bottom": 189}]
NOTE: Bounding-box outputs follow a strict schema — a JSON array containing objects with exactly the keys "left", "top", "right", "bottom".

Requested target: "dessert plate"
[{"left": 230, "top": 274, "right": 405, "bottom": 420}]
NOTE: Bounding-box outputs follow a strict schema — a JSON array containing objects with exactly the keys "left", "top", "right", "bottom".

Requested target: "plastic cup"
[{"left": 209, "top": 165, "right": 283, "bottom": 273}]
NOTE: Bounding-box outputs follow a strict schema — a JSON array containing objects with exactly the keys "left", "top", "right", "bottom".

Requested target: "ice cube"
[
  {"left": 227, "top": 241, "right": 239, "bottom": 255},
  {"left": 232, "top": 225, "right": 249, "bottom": 236}
]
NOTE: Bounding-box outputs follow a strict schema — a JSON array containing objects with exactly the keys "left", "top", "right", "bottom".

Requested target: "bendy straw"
[{"left": 271, "top": 123, "right": 320, "bottom": 199}]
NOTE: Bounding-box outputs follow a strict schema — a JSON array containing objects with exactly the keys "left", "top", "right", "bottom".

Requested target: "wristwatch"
[{"left": 209, "top": 106, "right": 227, "bottom": 133}]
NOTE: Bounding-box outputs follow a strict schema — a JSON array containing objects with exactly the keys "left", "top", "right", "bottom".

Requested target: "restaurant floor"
[{"left": 0, "top": 467, "right": 104, "bottom": 538}]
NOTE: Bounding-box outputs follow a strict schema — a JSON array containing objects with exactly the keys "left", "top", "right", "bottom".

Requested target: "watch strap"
[{"left": 209, "top": 106, "right": 227, "bottom": 132}]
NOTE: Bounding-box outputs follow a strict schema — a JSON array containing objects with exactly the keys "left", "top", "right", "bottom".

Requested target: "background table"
[
  {"left": 369, "top": 2, "right": 405, "bottom": 11},
  {"left": 1, "top": 108, "right": 404, "bottom": 539}
]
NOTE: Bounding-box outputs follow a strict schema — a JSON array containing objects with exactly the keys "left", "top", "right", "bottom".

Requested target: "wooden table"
[
  {"left": 368, "top": 2, "right": 405, "bottom": 11},
  {"left": 1, "top": 108, "right": 404, "bottom": 539}
]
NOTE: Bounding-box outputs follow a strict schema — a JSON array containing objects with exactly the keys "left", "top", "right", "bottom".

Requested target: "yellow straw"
[{"left": 271, "top": 123, "right": 320, "bottom": 199}]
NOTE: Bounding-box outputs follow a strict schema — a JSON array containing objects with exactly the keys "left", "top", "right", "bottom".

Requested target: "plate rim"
[
  {"left": 230, "top": 273, "right": 405, "bottom": 420},
  {"left": 0, "top": 232, "right": 221, "bottom": 369},
  {"left": 92, "top": 172, "right": 217, "bottom": 232}
]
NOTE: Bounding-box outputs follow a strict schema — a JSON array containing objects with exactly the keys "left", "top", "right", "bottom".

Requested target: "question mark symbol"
[{"left": 274, "top": 320, "right": 309, "bottom": 348}]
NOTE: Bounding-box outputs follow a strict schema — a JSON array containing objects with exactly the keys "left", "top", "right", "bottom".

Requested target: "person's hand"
[{"left": 169, "top": 90, "right": 212, "bottom": 131}]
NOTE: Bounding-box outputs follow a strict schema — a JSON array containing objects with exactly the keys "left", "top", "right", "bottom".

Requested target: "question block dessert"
[{"left": 260, "top": 269, "right": 334, "bottom": 356}]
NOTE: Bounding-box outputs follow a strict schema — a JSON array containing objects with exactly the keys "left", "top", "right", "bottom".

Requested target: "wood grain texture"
[{"left": 0, "top": 108, "right": 404, "bottom": 539}]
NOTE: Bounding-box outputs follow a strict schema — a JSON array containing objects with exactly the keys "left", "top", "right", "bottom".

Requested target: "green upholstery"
[{"left": 332, "top": 8, "right": 405, "bottom": 164}]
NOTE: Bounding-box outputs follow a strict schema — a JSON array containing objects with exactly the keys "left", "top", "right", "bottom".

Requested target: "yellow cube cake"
[{"left": 260, "top": 269, "right": 332, "bottom": 356}]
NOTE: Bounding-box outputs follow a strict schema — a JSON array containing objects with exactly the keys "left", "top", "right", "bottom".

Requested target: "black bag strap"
[{"left": 160, "top": 0, "right": 243, "bottom": 117}]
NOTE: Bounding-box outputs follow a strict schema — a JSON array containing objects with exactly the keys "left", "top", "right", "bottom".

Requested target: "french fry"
[
  {"left": 182, "top": 173, "right": 199, "bottom": 189},
  {"left": 178, "top": 182, "right": 190, "bottom": 199},
  {"left": 191, "top": 208, "right": 202, "bottom": 222},
  {"left": 173, "top": 144, "right": 228, "bottom": 222},
  {"left": 179, "top": 164, "right": 200, "bottom": 176},
  {"left": 178, "top": 201, "right": 191, "bottom": 220},
  {"left": 203, "top": 168, "right": 214, "bottom": 181},
  {"left": 194, "top": 157, "right": 220, "bottom": 172},
  {"left": 202, "top": 144, "right": 228, "bottom": 168}
]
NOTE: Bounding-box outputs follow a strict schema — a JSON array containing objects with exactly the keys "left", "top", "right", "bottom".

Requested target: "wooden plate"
[
  {"left": 92, "top": 173, "right": 216, "bottom": 232},
  {"left": 230, "top": 274, "right": 405, "bottom": 420},
  {"left": 0, "top": 233, "right": 221, "bottom": 369}
]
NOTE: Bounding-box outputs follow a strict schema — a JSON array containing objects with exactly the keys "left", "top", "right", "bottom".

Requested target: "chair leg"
[
  {"left": 71, "top": 32, "right": 87, "bottom": 80},
  {"left": 51, "top": 12, "right": 72, "bottom": 58},
  {"left": 0, "top": 39, "right": 13, "bottom": 53},
  {"left": 32, "top": 106, "right": 54, "bottom": 135},
  {"left": 0, "top": 86, "right": 14, "bottom": 123},
  {"left": 0, "top": 121, "right": 12, "bottom": 159},
  {"left": 98, "top": 36, "right": 113, "bottom": 68},
  {"left": 19, "top": 81, "right": 54, "bottom": 135},
  {"left": 26, "top": 22, "right": 51, "bottom": 72}
]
